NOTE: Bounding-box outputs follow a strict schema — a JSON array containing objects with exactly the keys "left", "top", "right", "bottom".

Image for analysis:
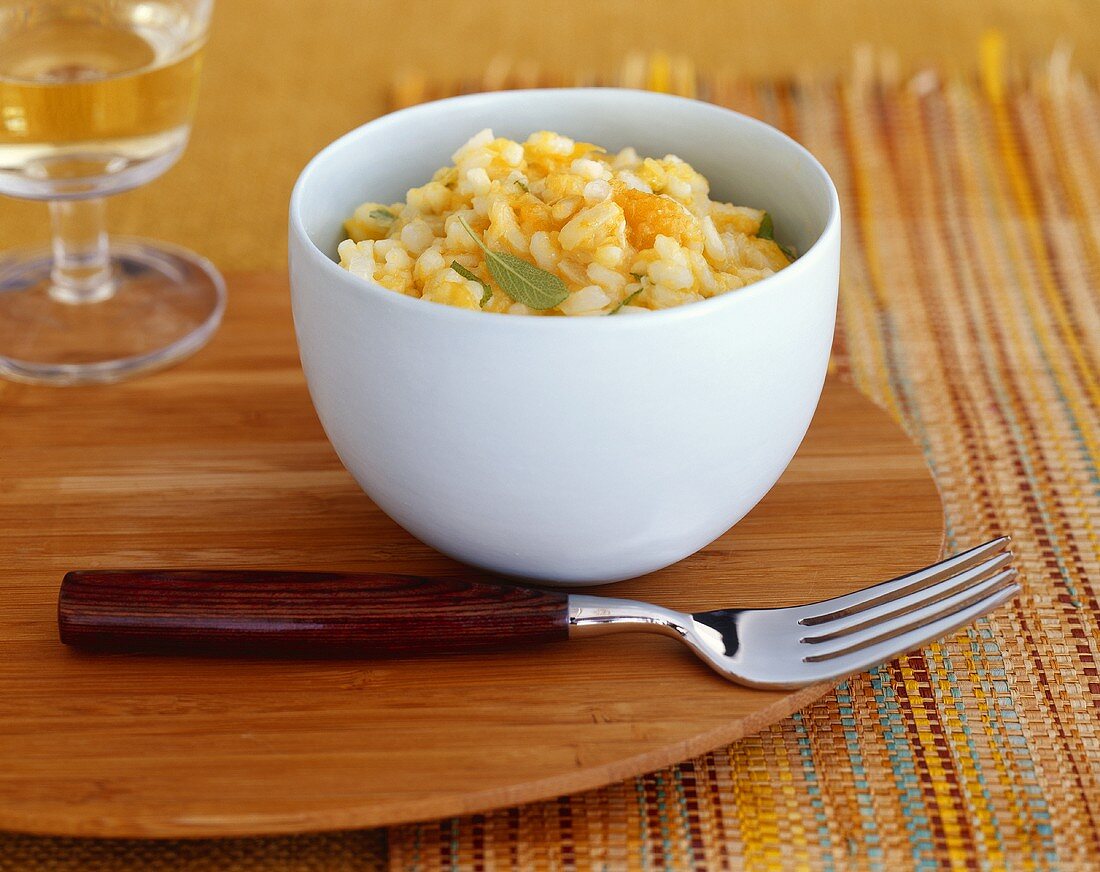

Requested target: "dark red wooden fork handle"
[{"left": 58, "top": 570, "right": 570, "bottom": 657}]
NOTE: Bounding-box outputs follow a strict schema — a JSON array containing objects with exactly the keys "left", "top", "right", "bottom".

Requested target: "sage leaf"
[
  {"left": 756, "top": 211, "right": 796, "bottom": 261},
  {"left": 609, "top": 288, "right": 643, "bottom": 315},
  {"left": 487, "top": 251, "right": 569, "bottom": 311},
  {"left": 458, "top": 217, "right": 568, "bottom": 311},
  {"left": 451, "top": 261, "right": 492, "bottom": 307},
  {"left": 369, "top": 208, "right": 396, "bottom": 222},
  {"left": 757, "top": 211, "right": 774, "bottom": 240}
]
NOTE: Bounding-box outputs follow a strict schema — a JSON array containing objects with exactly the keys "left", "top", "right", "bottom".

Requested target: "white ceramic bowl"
[{"left": 289, "top": 88, "right": 840, "bottom": 585}]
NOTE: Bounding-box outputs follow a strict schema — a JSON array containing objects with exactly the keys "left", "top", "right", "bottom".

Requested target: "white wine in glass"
[{"left": 0, "top": 0, "right": 224, "bottom": 385}]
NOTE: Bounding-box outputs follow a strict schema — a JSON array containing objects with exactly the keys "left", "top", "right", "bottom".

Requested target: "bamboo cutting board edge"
[{"left": 0, "top": 272, "right": 945, "bottom": 838}]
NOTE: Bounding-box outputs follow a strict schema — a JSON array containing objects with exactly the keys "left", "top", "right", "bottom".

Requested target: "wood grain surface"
[{"left": 0, "top": 272, "right": 944, "bottom": 838}]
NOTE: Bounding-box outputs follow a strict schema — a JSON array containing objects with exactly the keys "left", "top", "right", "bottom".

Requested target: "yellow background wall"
[{"left": 1, "top": 0, "right": 1095, "bottom": 269}]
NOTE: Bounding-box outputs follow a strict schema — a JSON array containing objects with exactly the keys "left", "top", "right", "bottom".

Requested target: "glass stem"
[{"left": 47, "top": 198, "right": 115, "bottom": 304}]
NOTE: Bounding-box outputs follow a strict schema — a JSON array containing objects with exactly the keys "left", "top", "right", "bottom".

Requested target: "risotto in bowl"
[
  {"left": 337, "top": 129, "right": 794, "bottom": 316},
  {"left": 289, "top": 88, "right": 840, "bottom": 584}
]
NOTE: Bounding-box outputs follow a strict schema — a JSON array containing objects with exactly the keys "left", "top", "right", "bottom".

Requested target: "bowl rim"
[{"left": 289, "top": 87, "right": 840, "bottom": 329}]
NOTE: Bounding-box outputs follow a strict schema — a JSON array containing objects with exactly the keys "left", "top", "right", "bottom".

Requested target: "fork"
[{"left": 58, "top": 538, "right": 1019, "bottom": 689}]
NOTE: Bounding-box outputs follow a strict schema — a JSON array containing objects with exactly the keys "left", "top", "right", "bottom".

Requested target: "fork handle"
[{"left": 58, "top": 570, "right": 570, "bottom": 657}]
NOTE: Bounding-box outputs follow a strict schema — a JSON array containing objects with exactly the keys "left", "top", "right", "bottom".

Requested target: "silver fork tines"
[
  {"left": 799, "top": 552, "right": 1014, "bottom": 646},
  {"left": 802, "top": 568, "right": 1018, "bottom": 662},
  {"left": 567, "top": 536, "right": 1022, "bottom": 689},
  {"left": 796, "top": 537, "right": 1011, "bottom": 626}
]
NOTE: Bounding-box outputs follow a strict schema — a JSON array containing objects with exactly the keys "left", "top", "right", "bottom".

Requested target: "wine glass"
[{"left": 0, "top": 0, "right": 223, "bottom": 385}]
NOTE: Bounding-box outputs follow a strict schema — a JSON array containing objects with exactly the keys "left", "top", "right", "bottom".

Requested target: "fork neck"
[{"left": 567, "top": 595, "right": 693, "bottom": 641}]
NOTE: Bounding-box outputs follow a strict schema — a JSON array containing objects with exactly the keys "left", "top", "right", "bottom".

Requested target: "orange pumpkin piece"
[
  {"left": 612, "top": 186, "right": 698, "bottom": 250},
  {"left": 513, "top": 193, "right": 556, "bottom": 235}
]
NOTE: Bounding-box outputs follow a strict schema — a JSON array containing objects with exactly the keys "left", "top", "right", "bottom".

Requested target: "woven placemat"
[
  {"left": 384, "top": 45, "right": 1100, "bottom": 870},
  {"left": 5, "top": 44, "right": 1100, "bottom": 869},
  {"left": 0, "top": 830, "right": 387, "bottom": 871}
]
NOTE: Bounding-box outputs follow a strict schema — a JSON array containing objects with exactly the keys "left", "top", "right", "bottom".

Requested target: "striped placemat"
[
  {"left": 384, "top": 42, "right": 1100, "bottom": 871},
  {"left": 3, "top": 43, "right": 1098, "bottom": 871}
]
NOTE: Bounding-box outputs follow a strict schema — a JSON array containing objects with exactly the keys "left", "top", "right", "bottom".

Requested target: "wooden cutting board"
[{"left": 0, "top": 273, "right": 944, "bottom": 838}]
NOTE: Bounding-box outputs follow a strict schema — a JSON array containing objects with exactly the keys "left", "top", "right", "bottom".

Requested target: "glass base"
[{"left": 0, "top": 238, "right": 225, "bottom": 386}]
